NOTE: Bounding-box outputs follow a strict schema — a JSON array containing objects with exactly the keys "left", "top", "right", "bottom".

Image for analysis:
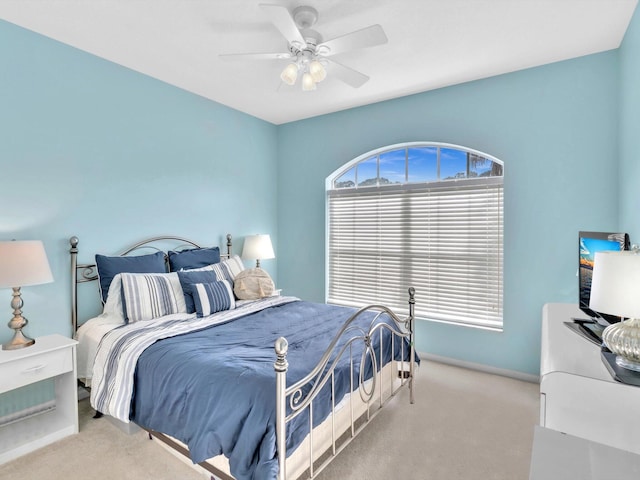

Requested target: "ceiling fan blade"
[
  {"left": 259, "top": 4, "right": 307, "bottom": 49},
  {"left": 327, "top": 59, "right": 369, "bottom": 88},
  {"left": 219, "top": 52, "right": 292, "bottom": 61},
  {"left": 317, "top": 24, "right": 388, "bottom": 56}
]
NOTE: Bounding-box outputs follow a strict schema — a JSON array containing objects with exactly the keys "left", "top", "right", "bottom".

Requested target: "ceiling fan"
[{"left": 220, "top": 4, "right": 388, "bottom": 91}]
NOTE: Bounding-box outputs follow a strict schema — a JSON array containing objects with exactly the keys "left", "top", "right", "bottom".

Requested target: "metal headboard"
[{"left": 69, "top": 234, "right": 233, "bottom": 333}]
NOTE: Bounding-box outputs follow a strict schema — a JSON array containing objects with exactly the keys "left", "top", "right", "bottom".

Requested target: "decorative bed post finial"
[{"left": 274, "top": 337, "right": 289, "bottom": 371}]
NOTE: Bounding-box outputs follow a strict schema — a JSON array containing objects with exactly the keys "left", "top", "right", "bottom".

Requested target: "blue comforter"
[{"left": 130, "top": 300, "right": 414, "bottom": 480}]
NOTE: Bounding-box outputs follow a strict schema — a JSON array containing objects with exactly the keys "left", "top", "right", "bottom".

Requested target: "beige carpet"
[{"left": 0, "top": 361, "right": 539, "bottom": 480}]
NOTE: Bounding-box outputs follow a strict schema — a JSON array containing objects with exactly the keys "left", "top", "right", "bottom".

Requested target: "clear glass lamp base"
[
  {"left": 603, "top": 317, "right": 640, "bottom": 372},
  {"left": 616, "top": 355, "right": 640, "bottom": 372}
]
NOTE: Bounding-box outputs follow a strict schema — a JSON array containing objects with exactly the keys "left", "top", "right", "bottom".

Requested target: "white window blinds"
[{"left": 327, "top": 147, "right": 504, "bottom": 330}]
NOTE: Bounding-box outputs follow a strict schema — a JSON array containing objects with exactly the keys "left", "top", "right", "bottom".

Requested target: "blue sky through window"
[
  {"left": 408, "top": 147, "right": 437, "bottom": 182},
  {"left": 333, "top": 145, "right": 500, "bottom": 188},
  {"left": 441, "top": 148, "right": 467, "bottom": 179},
  {"left": 357, "top": 156, "right": 378, "bottom": 186},
  {"left": 379, "top": 150, "right": 406, "bottom": 184}
]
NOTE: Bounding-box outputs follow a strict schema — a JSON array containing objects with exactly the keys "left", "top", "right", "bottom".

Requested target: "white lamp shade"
[
  {"left": 309, "top": 60, "right": 326, "bottom": 82},
  {"left": 0, "top": 240, "right": 54, "bottom": 288},
  {"left": 242, "top": 235, "right": 275, "bottom": 261},
  {"left": 302, "top": 72, "right": 316, "bottom": 91},
  {"left": 280, "top": 63, "right": 299, "bottom": 86},
  {"left": 589, "top": 251, "right": 640, "bottom": 318}
]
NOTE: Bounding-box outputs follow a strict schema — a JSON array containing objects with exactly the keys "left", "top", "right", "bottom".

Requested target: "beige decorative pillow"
[{"left": 233, "top": 268, "right": 275, "bottom": 300}]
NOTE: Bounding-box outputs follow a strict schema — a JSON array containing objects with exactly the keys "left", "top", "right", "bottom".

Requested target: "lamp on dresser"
[
  {"left": 590, "top": 249, "right": 640, "bottom": 372},
  {"left": 0, "top": 240, "right": 53, "bottom": 350},
  {"left": 242, "top": 234, "right": 275, "bottom": 268}
]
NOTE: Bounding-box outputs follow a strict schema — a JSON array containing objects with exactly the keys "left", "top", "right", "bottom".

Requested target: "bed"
[{"left": 70, "top": 234, "right": 417, "bottom": 480}]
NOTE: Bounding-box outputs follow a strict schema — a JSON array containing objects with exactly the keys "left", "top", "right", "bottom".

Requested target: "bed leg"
[{"left": 274, "top": 337, "right": 289, "bottom": 480}]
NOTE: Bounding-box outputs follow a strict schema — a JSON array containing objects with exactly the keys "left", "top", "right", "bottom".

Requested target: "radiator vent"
[
  {"left": 0, "top": 378, "right": 56, "bottom": 427},
  {"left": 0, "top": 399, "right": 56, "bottom": 427}
]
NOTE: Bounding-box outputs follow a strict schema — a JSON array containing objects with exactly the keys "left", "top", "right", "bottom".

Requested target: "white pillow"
[{"left": 102, "top": 273, "right": 125, "bottom": 320}]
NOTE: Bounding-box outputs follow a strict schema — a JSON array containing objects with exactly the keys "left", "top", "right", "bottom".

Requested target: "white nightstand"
[{"left": 0, "top": 334, "right": 78, "bottom": 464}]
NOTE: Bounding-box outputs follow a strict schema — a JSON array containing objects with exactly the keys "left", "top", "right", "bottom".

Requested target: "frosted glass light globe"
[
  {"left": 302, "top": 72, "right": 316, "bottom": 91},
  {"left": 280, "top": 63, "right": 299, "bottom": 86},
  {"left": 309, "top": 60, "right": 326, "bottom": 82}
]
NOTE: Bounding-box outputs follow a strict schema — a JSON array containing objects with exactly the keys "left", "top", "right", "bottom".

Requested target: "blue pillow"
[
  {"left": 184, "top": 281, "right": 235, "bottom": 317},
  {"left": 168, "top": 247, "right": 220, "bottom": 272},
  {"left": 177, "top": 270, "right": 218, "bottom": 313},
  {"left": 95, "top": 251, "right": 166, "bottom": 303}
]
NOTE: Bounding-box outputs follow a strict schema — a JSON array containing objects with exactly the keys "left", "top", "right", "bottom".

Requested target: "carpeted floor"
[{"left": 0, "top": 361, "right": 539, "bottom": 480}]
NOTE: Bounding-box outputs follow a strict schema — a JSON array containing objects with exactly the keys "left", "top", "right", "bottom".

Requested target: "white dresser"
[
  {"left": 540, "top": 303, "right": 640, "bottom": 454},
  {"left": 530, "top": 426, "right": 640, "bottom": 479},
  {"left": 0, "top": 334, "right": 79, "bottom": 464}
]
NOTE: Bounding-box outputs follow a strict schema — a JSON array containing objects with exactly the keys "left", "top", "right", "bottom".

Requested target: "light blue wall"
[
  {"left": 0, "top": 20, "right": 279, "bottom": 344},
  {"left": 0, "top": 15, "right": 632, "bottom": 377},
  {"left": 620, "top": 6, "right": 640, "bottom": 239},
  {"left": 277, "top": 52, "right": 620, "bottom": 375}
]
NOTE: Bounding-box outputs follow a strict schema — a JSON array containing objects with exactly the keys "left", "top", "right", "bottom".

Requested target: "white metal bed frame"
[{"left": 69, "top": 234, "right": 416, "bottom": 480}]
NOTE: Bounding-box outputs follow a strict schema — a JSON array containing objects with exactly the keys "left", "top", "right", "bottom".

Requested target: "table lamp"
[
  {"left": 0, "top": 240, "right": 54, "bottom": 350},
  {"left": 589, "top": 249, "right": 640, "bottom": 372},
  {"left": 242, "top": 234, "right": 275, "bottom": 268}
]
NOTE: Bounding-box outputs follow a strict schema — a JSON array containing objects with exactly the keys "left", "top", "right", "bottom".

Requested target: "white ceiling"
[{"left": 0, "top": 1, "right": 637, "bottom": 125}]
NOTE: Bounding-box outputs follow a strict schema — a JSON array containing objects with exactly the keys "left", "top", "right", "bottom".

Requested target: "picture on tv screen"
[{"left": 578, "top": 231, "right": 629, "bottom": 324}]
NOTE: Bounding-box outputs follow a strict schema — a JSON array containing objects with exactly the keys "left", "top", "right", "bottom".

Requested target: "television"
[{"left": 579, "top": 231, "right": 630, "bottom": 326}]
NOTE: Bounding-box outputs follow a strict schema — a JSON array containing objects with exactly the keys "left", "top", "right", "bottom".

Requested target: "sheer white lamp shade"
[
  {"left": 0, "top": 240, "right": 53, "bottom": 288},
  {"left": 280, "top": 63, "right": 299, "bottom": 86},
  {"left": 590, "top": 250, "right": 640, "bottom": 371},
  {"left": 242, "top": 235, "right": 275, "bottom": 268},
  {"left": 309, "top": 60, "right": 326, "bottom": 82},
  {"left": 301, "top": 72, "right": 316, "bottom": 91},
  {"left": 0, "top": 240, "right": 53, "bottom": 350}
]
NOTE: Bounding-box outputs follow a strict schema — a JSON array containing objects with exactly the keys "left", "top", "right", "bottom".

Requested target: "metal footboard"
[{"left": 274, "top": 287, "right": 416, "bottom": 480}]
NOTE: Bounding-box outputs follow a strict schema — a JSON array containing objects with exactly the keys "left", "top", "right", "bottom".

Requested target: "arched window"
[{"left": 326, "top": 142, "right": 504, "bottom": 330}]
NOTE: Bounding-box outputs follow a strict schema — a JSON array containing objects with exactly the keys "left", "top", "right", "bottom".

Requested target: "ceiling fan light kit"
[
  {"left": 221, "top": 4, "right": 388, "bottom": 92},
  {"left": 279, "top": 46, "right": 327, "bottom": 90}
]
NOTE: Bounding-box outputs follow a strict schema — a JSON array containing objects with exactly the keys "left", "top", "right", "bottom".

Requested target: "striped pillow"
[
  {"left": 217, "top": 255, "right": 245, "bottom": 281},
  {"left": 186, "top": 255, "right": 245, "bottom": 285},
  {"left": 186, "top": 280, "right": 236, "bottom": 317},
  {"left": 121, "top": 273, "right": 181, "bottom": 322},
  {"left": 177, "top": 270, "right": 219, "bottom": 314}
]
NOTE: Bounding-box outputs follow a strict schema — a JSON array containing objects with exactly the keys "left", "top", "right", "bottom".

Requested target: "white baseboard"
[{"left": 419, "top": 351, "right": 540, "bottom": 383}]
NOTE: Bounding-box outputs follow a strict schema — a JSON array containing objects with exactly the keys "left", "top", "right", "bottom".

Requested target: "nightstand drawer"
[{"left": 0, "top": 348, "right": 72, "bottom": 393}]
